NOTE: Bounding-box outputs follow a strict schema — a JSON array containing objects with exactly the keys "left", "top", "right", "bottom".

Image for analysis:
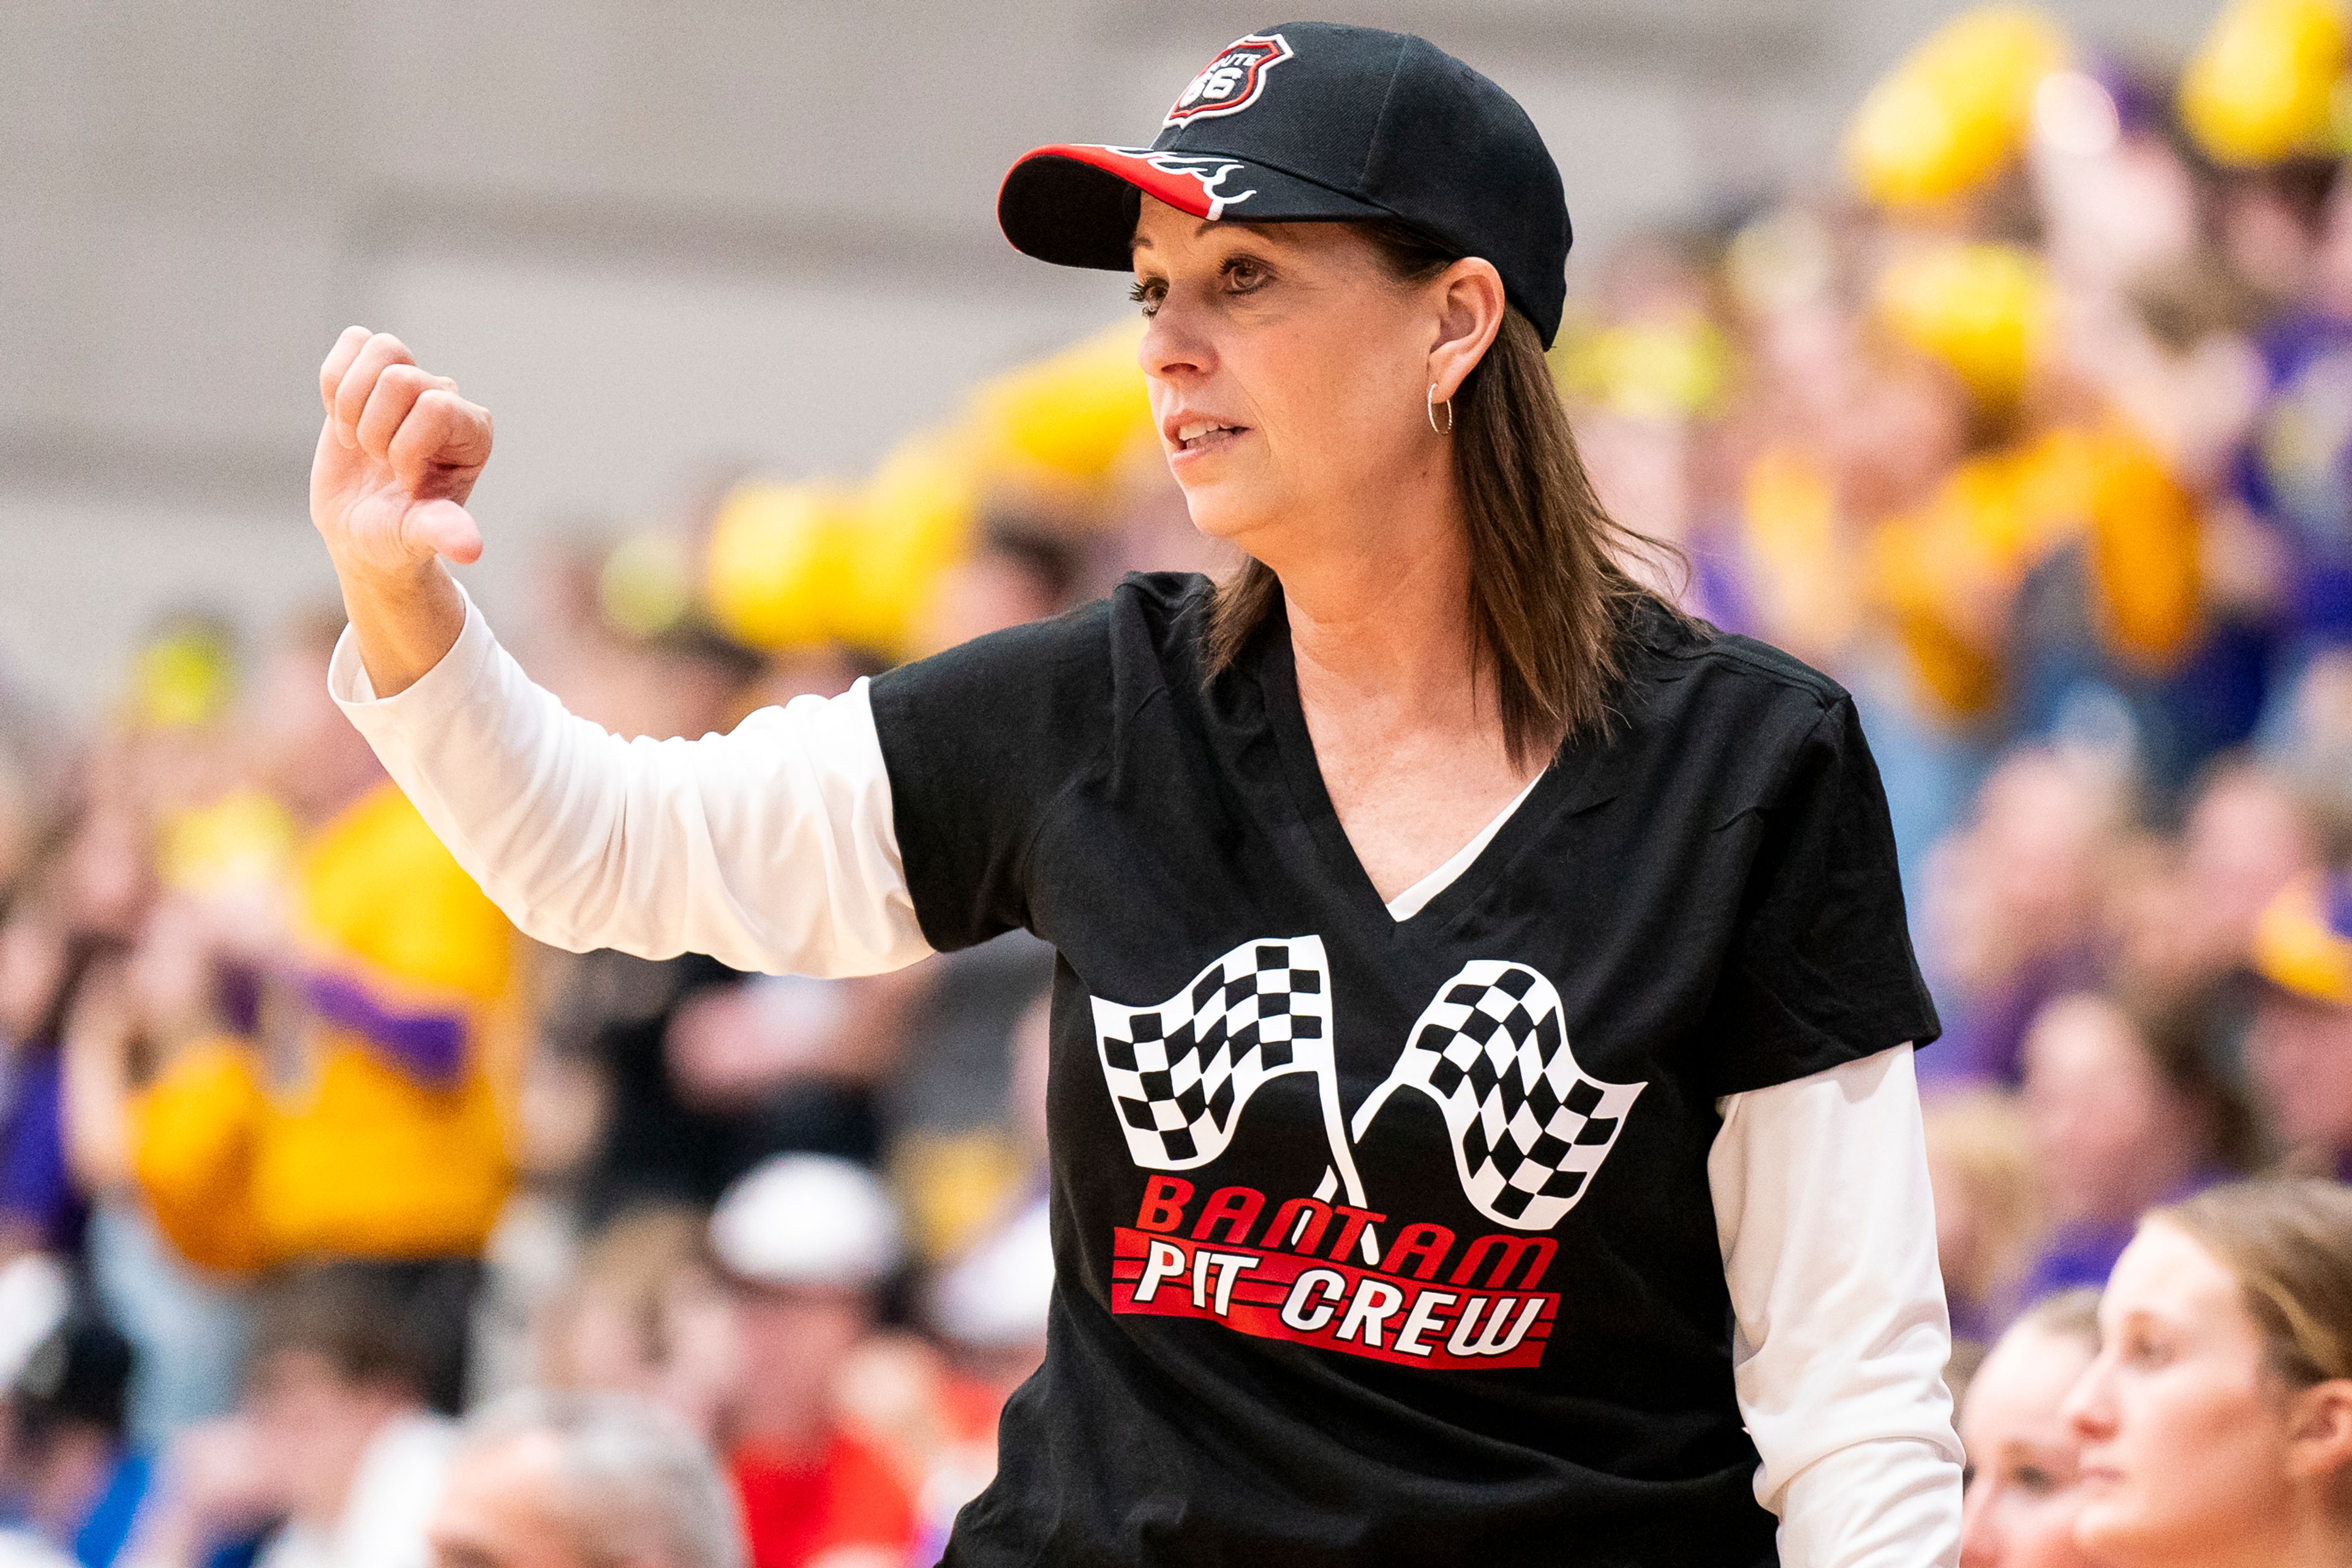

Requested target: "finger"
[
  {"left": 405, "top": 498, "right": 484, "bottom": 566},
  {"left": 318, "top": 326, "right": 372, "bottom": 417},
  {"left": 355, "top": 364, "right": 453, "bottom": 464},
  {"left": 309, "top": 415, "right": 363, "bottom": 527},
  {"left": 386, "top": 388, "right": 492, "bottom": 493},
  {"left": 331, "top": 332, "right": 417, "bottom": 451},
  {"left": 309, "top": 413, "right": 345, "bottom": 489}
]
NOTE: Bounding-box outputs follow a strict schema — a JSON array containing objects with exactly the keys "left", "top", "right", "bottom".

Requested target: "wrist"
[
  {"left": 330, "top": 549, "right": 443, "bottom": 608},
  {"left": 335, "top": 559, "right": 466, "bottom": 699}
]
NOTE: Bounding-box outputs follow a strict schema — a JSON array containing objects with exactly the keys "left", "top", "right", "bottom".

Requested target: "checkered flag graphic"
[
  {"left": 1351, "top": 960, "right": 1643, "bottom": 1231},
  {"left": 1091, "top": 935, "right": 1367, "bottom": 1205}
]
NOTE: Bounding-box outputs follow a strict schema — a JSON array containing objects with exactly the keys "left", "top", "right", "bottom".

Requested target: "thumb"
[{"left": 406, "top": 498, "right": 484, "bottom": 565}]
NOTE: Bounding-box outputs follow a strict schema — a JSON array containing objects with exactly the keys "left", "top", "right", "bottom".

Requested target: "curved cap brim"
[{"left": 998, "top": 143, "right": 1390, "bottom": 271}]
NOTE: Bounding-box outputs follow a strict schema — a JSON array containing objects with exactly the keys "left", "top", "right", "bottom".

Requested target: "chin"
[
  {"left": 1175, "top": 485, "right": 1275, "bottom": 551},
  {"left": 2071, "top": 1494, "right": 2157, "bottom": 1561}
]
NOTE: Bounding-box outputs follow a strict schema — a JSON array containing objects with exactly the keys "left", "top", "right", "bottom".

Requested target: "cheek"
[
  {"left": 2252, "top": 1038, "right": 2322, "bottom": 1121},
  {"left": 2106, "top": 1086, "right": 2174, "bottom": 1155},
  {"left": 2009, "top": 1491, "right": 2094, "bottom": 1568},
  {"left": 1970, "top": 1485, "right": 2086, "bottom": 1568},
  {"left": 2111, "top": 1373, "right": 2294, "bottom": 1525},
  {"left": 1245, "top": 318, "right": 1421, "bottom": 461},
  {"left": 2306, "top": 1035, "right": 2352, "bottom": 1098}
]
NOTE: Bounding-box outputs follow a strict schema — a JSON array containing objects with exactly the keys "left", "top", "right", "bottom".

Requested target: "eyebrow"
[
  {"left": 2104, "top": 1304, "right": 2179, "bottom": 1335},
  {"left": 1128, "top": 219, "right": 1276, "bottom": 255}
]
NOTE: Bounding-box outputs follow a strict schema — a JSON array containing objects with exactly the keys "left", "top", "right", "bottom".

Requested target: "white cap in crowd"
[
  {"left": 927, "top": 1196, "right": 1054, "bottom": 1351},
  {"left": 708, "top": 1154, "right": 905, "bottom": 1291}
]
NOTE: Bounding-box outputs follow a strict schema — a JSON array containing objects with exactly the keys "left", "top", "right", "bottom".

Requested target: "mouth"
[{"left": 1167, "top": 417, "right": 1250, "bottom": 456}]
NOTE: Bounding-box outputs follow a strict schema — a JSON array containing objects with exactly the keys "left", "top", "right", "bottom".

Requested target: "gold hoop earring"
[{"left": 1427, "top": 382, "right": 1453, "bottom": 436}]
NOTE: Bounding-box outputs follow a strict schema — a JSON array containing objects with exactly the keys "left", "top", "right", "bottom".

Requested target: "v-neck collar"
[
  {"left": 1249, "top": 611, "right": 1621, "bottom": 937},
  {"left": 1383, "top": 771, "right": 1542, "bottom": 921}
]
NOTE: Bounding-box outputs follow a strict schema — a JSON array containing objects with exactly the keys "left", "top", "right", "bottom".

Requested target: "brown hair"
[
  {"left": 2052, "top": 989, "right": 2262, "bottom": 1174},
  {"left": 250, "top": 1262, "right": 438, "bottom": 1399},
  {"left": 1202, "top": 219, "right": 1692, "bottom": 767},
  {"left": 2155, "top": 1180, "right": 2352, "bottom": 1390}
]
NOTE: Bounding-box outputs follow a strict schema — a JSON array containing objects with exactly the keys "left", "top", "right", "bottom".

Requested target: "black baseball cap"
[{"left": 998, "top": 22, "right": 1574, "bottom": 347}]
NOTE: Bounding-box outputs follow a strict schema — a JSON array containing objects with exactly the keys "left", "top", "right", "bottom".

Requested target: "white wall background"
[{"left": 0, "top": 0, "right": 2226, "bottom": 713}]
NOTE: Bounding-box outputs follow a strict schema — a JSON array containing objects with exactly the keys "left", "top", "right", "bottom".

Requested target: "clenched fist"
[{"left": 311, "top": 327, "right": 491, "bottom": 576}]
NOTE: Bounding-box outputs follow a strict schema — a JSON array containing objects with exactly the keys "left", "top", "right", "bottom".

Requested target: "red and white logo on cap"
[
  {"left": 1085, "top": 148, "right": 1261, "bottom": 220},
  {"left": 1164, "top": 32, "right": 1294, "bottom": 128}
]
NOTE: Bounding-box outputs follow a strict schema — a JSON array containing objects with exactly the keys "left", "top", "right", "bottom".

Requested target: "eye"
[
  {"left": 1128, "top": 278, "right": 1165, "bottom": 317},
  {"left": 2011, "top": 1464, "right": 2057, "bottom": 1495},
  {"left": 1223, "top": 255, "right": 1268, "bottom": 292}
]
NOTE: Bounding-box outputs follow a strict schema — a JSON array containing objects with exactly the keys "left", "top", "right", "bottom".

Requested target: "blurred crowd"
[
  {"left": 0, "top": 511, "right": 1095, "bottom": 1568},
  {"left": 6, "top": 2, "right": 2352, "bottom": 1566}
]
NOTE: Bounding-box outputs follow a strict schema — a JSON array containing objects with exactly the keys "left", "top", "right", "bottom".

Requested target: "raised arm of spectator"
[
  {"left": 312, "top": 328, "right": 932, "bottom": 978},
  {"left": 59, "top": 953, "right": 137, "bottom": 1198}
]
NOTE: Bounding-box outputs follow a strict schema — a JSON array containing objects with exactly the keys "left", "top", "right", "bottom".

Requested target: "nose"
[
  {"left": 2060, "top": 1349, "right": 2115, "bottom": 1440},
  {"left": 1137, "top": 290, "right": 1212, "bottom": 384}
]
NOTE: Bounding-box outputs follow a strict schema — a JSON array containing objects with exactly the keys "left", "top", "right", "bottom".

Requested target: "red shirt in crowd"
[{"left": 732, "top": 1428, "right": 919, "bottom": 1568}]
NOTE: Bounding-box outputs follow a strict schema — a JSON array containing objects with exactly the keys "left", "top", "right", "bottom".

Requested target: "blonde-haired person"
[
  {"left": 1958, "top": 1290, "right": 2111, "bottom": 1568},
  {"left": 1925, "top": 1090, "right": 2045, "bottom": 1357},
  {"left": 535, "top": 1205, "right": 736, "bottom": 1442},
  {"left": 2064, "top": 1180, "right": 2352, "bottom": 1567}
]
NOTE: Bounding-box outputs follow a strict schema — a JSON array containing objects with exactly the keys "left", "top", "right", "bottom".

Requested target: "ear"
[
  {"left": 1425, "top": 258, "right": 1509, "bottom": 407},
  {"left": 2285, "top": 1379, "right": 2352, "bottom": 1483}
]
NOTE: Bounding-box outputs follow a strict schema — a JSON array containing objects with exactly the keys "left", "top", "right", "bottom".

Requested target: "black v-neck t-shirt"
[{"left": 869, "top": 571, "right": 1939, "bottom": 1567}]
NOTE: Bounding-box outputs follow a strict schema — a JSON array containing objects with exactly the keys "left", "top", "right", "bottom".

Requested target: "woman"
[
  {"left": 2017, "top": 990, "right": 2250, "bottom": 1298},
  {"left": 307, "top": 23, "right": 1959, "bottom": 1566},
  {"left": 1958, "top": 1290, "right": 2109, "bottom": 1568},
  {"left": 2064, "top": 1180, "right": 2352, "bottom": 1567}
]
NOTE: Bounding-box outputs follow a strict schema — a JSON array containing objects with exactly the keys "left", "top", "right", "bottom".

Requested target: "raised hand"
[
  {"left": 311, "top": 327, "right": 492, "bottom": 577},
  {"left": 309, "top": 328, "right": 489, "bottom": 695}
]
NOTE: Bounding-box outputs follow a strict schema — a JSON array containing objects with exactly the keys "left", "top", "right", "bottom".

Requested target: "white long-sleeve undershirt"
[{"left": 328, "top": 587, "right": 1961, "bottom": 1566}]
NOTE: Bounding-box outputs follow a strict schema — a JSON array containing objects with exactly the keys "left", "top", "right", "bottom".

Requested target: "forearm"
[
  {"left": 332, "top": 554, "right": 466, "bottom": 698},
  {"left": 59, "top": 1022, "right": 133, "bottom": 1196},
  {"left": 330, "top": 584, "right": 932, "bottom": 976},
  {"left": 118, "top": 1430, "right": 272, "bottom": 1568},
  {"left": 58, "top": 974, "right": 137, "bottom": 1195},
  {"left": 118, "top": 1499, "right": 216, "bottom": 1568}
]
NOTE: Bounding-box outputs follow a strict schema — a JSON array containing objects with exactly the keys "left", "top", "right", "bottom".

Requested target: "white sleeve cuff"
[
  {"left": 1774, "top": 1438, "right": 1962, "bottom": 1568},
  {"left": 327, "top": 579, "right": 497, "bottom": 715}
]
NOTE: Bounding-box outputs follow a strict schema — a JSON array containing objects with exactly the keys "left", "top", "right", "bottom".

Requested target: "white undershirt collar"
[{"left": 1381, "top": 772, "right": 1544, "bottom": 922}]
